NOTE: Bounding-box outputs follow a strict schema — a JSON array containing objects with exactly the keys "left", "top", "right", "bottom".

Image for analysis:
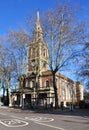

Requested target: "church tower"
[{"left": 27, "top": 12, "right": 48, "bottom": 75}]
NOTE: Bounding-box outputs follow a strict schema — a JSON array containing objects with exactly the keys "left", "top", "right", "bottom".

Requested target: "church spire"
[
  {"left": 36, "top": 11, "right": 40, "bottom": 25},
  {"left": 33, "top": 11, "right": 43, "bottom": 42}
]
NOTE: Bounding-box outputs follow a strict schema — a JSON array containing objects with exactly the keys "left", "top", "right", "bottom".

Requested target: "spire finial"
[
  {"left": 36, "top": 11, "right": 40, "bottom": 26},
  {"left": 37, "top": 11, "right": 40, "bottom": 21},
  {"left": 33, "top": 11, "right": 43, "bottom": 42}
]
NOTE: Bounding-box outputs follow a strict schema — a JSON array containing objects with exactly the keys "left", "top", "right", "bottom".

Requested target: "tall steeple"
[
  {"left": 33, "top": 11, "right": 43, "bottom": 42},
  {"left": 27, "top": 11, "right": 48, "bottom": 75}
]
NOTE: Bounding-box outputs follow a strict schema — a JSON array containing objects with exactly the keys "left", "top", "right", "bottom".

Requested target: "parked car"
[{"left": 79, "top": 100, "right": 89, "bottom": 108}]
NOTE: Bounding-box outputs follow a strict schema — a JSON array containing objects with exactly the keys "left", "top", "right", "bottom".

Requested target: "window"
[
  {"left": 30, "top": 81, "right": 35, "bottom": 88},
  {"left": 55, "top": 77, "right": 58, "bottom": 87},
  {"left": 31, "top": 48, "right": 32, "bottom": 56},
  {"left": 33, "top": 48, "right": 35, "bottom": 53},
  {"left": 43, "top": 61, "right": 46, "bottom": 68},
  {"left": 46, "top": 80, "right": 49, "bottom": 87},
  {"left": 38, "top": 27, "right": 39, "bottom": 30},
  {"left": 36, "top": 48, "right": 39, "bottom": 56},
  {"left": 43, "top": 49, "right": 46, "bottom": 57},
  {"left": 62, "top": 79, "right": 65, "bottom": 96},
  {"left": 32, "top": 81, "right": 35, "bottom": 88}
]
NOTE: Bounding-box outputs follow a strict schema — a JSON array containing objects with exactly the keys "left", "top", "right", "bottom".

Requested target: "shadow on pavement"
[
  {"left": 31, "top": 107, "right": 89, "bottom": 118},
  {"left": 0, "top": 105, "right": 89, "bottom": 119}
]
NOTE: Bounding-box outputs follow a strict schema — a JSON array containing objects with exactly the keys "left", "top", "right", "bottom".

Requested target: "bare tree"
[
  {"left": 6, "top": 29, "right": 29, "bottom": 76},
  {"left": 78, "top": 41, "right": 89, "bottom": 89},
  {"left": 0, "top": 29, "right": 29, "bottom": 106},
  {"left": 0, "top": 46, "right": 14, "bottom": 106},
  {"left": 42, "top": 3, "right": 86, "bottom": 108}
]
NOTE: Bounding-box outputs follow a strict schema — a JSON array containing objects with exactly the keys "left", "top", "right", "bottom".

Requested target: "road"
[{"left": 0, "top": 106, "right": 89, "bottom": 130}]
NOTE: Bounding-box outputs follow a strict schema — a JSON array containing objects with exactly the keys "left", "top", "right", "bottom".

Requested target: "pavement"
[
  {"left": 0, "top": 105, "right": 89, "bottom": 130},
  {"left": 0, "top": 105, "right": 89, "bottom": 118}
]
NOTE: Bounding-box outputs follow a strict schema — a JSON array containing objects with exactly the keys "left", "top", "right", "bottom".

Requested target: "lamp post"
[
  {"left": 22, "top": 93, "right": 25, "bottom": 109},
  {"left": 70, "top": 84, "right": 74, "bottom": 111},
  {"left": 19, "top": 74, "right": 26, "bottom": 109}
]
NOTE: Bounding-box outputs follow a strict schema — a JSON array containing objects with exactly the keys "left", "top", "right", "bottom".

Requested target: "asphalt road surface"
[{"left": 0, "top": 106, "right": 89, "bottom": 130}]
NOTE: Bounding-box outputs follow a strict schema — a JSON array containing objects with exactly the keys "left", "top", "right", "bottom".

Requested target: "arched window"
[
  {"left": 43, "top": 49, "right": 46, "bottom": 57},
  {"left": 32, "top": 81, "right": 35, "bottom": 88},
  {"left": 31, "top": 48, "right": 32, "bottom": 56},
  {"left": 30, "top": 80, "right": 35, "bottom": 88},
  {"left": 46, "top": 80, "right": 49, "bottom": 87}
]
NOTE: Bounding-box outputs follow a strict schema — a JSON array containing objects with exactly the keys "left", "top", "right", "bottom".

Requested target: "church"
[{"left": 12, "top": 12, "right": 84, "bottom": 109}]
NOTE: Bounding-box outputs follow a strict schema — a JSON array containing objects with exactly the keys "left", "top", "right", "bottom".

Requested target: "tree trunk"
[
  {"left": 8, "top": 82, "right": 12, "bottom": 107},
  {"left": 52, "top": 72, "right": 59, "bottom": 109},
  {"left": 2, "top": 87, "right": 5, "bottom": 105},
  {"left": 6, "top": 89, "right": 9, "bottom": 106}
]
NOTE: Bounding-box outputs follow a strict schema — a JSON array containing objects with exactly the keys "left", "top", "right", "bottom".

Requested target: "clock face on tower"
[{"left": 31, "top": 59, "right": 35, "bottom": 67}]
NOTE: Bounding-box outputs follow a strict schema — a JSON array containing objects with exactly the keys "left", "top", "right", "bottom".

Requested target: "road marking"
[
  {"left": 25, "top": 116, "right": 66, "bottom": 130},
  {"left": 35, "top": 121, "right": 67, "bottom": 130},
  {"left": 25, "top": 116, "right": 54, "bottom": 122},
  {"left": 0, "top": 113, "right": 66, "bottom": 130},
  {"left": 0, "top": 119, "right": 29, "bottom": 127}
]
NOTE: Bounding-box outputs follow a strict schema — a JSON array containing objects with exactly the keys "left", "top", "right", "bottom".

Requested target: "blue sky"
[
  {"left": 0, "top": 0, "right": 89, "bottom": 35},
  {"left": 0, "top": 0, "right": 54, "bottom": 34},
  {"left": 0, "top": 0, "right": 89, "bottom": 83}
]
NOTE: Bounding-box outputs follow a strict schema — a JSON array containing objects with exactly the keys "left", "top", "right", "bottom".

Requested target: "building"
[{"left": 12, "top": 12, "right": 84, "bottom": 109}]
